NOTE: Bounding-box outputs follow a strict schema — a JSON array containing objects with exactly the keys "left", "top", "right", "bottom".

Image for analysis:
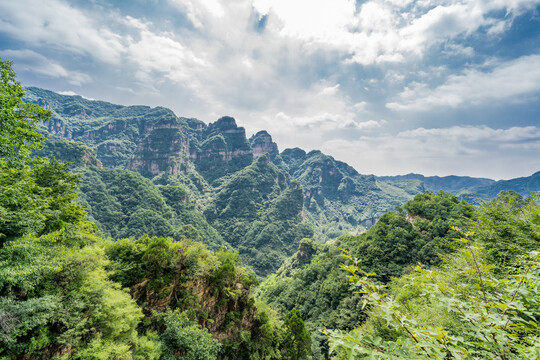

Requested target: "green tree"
[
  {"left": 283, "top": 309, "right": 311, "bottom": 360},
  {"left": 159, "top": 310, "right": 220, "bottom": 360},
  {"left": 0, "top": 59, "right": 51, "bottom": 161}
]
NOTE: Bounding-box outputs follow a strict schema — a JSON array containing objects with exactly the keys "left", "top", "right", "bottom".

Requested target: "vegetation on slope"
[
  {"left": 205, "top": 154, "right": 313, "bottom": 276},
  {"left": 327, "top": 191, "right": 540, "bottom": 359},
  {"left": 35, "top": 135, "right": 224, "bottom": 249},
  {"left": 258, "top": 191, "right": 475, "bottom": 357},
  {"left": 278, "top": 148, "right": 419, "bottom": 242}
]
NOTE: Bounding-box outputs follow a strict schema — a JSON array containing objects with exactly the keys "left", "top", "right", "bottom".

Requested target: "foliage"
[
  {"left": 34, "top": 135, "right": 102, "bottom": 168},
  {"left": 105, "top": 236, "right": 287, "bottom": 359},
  {"left": 205, "top": 155, "right": 312, "bottom": 276},
  {"left": 159, "top": 309, "right": 220, "bottom": 360},
  {"left": 71, "top": 165, "right": 224, "bottom": 248},
  {"left": 283, "top": 309, "right": 311, "bottom": 360},
  {"left": 0, "top": 63, "right": 159, "bottom": 358},
  {"left": 326, "top": 193, "right": 540, "bottom": 359},
  {"left": 258, "top": 191, "right": 475, "bottom": 358},
  {"left": 0, "top": 60, "right": 51, "bottom": 161},
  {"left": 0, "top": 160, "right": 156, "bottom": 359}
]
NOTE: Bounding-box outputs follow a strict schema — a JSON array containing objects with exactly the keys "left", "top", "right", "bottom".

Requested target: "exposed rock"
[{"left": 249, "top": 130, "right": 279, "bottom": 159}]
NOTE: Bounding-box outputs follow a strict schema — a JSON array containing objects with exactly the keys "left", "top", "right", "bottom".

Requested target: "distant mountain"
[
  {"left": 378, "top": 172, "right": 540, "bottom": 202},
  {"left": 377, "top": 173, "right": 495, "bottom": 193},
  {"left": 466, "top": 171, "right": 540, "bottom": 201}
]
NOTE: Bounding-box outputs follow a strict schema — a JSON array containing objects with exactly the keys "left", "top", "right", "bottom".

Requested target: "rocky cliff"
[{"left": 249, "top": 130, "right": 279, "bottom": 159}]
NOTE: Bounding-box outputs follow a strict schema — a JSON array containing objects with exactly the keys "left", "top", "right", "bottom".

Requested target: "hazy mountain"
[{"left": 377, "top": 173, "right": 495, "bottom": 193}]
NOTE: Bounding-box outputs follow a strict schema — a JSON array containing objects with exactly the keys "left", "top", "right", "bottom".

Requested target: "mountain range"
[{"left": 24, "top": 87, "right": 540, "bottom": 275}]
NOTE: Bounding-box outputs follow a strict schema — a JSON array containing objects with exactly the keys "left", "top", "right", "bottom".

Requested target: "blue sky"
[{"left": 1, "top": 0, "right": 539, "bottom": 179}]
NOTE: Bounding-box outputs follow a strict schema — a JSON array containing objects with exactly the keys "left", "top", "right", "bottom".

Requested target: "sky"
[{"left": 1, "top": 0, "right": 540, "bottom": 179}]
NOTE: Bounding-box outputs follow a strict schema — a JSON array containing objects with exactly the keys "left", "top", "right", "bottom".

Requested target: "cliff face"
[
  {"left": 249, "top": 130, "right": 279, "bottom": 159},
  {"left": 128, "top": 118, "right": 190, "bottom": 177},
  {"left": 188, "top": 116, "right": 255, "bottom": 183},
  {"left": 28, "top": 89, "right": 267, "bottom": 184}
]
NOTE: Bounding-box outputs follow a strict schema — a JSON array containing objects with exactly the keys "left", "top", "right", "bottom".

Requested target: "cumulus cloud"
[
  {"left": 1, "top": 0, "right": 539, "bottom": 178},
  {"left": 124, "top": 17, "right": 208, "bottom": 90},
  {"left": 252, "top": 0, "right": 540, "bottom": 65},
  {"left": 0, "top": 0, "right": 124, "bottom": 64},
  {"left": 168, "top": 0, "right": 225, "bottom": 28},
  {"left": 0, "top": 49, "right": 91, "bottom": 85},
  {"left": 321, "top": 125, "right": 540, "bottom": 179},
  {"left": 387, "top": 54, "right": 540, "bottom": 111}
]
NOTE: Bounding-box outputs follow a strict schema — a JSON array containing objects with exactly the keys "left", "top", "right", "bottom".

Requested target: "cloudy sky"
[{"left": 1, "top": 0, "right": 539, "bottom": 179}]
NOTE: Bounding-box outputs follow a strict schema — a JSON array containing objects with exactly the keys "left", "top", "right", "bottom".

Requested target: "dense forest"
[{"left": 1, "top": 58, "right": 539, "bottom": 359}]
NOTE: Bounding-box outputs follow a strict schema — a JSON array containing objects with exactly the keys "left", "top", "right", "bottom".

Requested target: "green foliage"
[
  {"left": 206, "top": 156, "right": 312, "bottom": 276},
  {"left": 105, "top": 236, "right": 286, "bottom": 359},
  {"left": 469, "top": 190, "right": 539, "bottom": 266},
  {"left": 0, "top": 64, "right": 159, "bottom": 358},
  {"left": 326, "top": 193, "right": 540, "bottom": 359},
  {"left": 345, "top": 191, "right": 475, "bottom": 282},
  {"left": 283, "top": 309, "right": 311, "bottom": 360},
  {"left": 74, "top": 167, "right": 224, "bottom": 248},
  {"left": 258, "top": 191, "right": 475, "bottom": 358},
  {"left": 159, "top": 309, "right": 220, "bottom": 360},
  {"left": 0, "top": 60, "right": 51, "bottom": 161},
  {"left": 0, "top": 157, "right": 86, "bottom": 244},
  {"left": 34, "top": 135, "right": 102, "bottom": 168},
  {"left": 0, "top": 162, "right": 158, "bottom": 359}
]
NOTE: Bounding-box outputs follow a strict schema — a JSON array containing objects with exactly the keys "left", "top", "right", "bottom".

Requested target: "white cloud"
[
  {"left": 124, "top": 17, "right": 208, "bottom": 89},
  {"left": 321, "top": 125, "right": 540, "bottom": 179},
  {"left": 252, "top": 0, "right": 540, "bottom": 65},
  {"left": 0, "top": 0, "right": 124, "bottom": 64},
  {"left": 387, "top": 54, "right": 540, "bottom": 111},
  {"left": 55, "top": 90, "right": 95, "bottom": 100},
  {"left": 0, "top": 49, "right": 91, "bottom": 85},
  {"left": 168, "top": 0, "right": 225, "bottom": 28}
]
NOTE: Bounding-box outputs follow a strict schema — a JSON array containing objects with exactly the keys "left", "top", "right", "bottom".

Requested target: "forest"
[{"left": 1, "top": 58, "right": 539, "bottom": 360}]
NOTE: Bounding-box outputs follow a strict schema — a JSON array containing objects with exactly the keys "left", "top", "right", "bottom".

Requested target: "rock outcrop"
[{"left": 249, "top": 130, "right": 279, "bottom": 159}]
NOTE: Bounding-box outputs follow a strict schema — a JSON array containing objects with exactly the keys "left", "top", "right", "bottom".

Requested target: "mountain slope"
[
  {"left": 204, "top": 154, "right": 312, "bottom": 275},
  {"left": 470, "top": 171, "right": 540, "bottom": 199},
  {"left": 37, "top": 135, "right": 224, "bottom": 248},
  {"left": 279, "top": 148, "right": 420, "bottom": 241}
]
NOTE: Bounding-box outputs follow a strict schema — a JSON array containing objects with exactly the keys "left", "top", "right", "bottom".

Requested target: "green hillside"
[{"left": 279, "top": 148, "right": 420, "bottom": 241}]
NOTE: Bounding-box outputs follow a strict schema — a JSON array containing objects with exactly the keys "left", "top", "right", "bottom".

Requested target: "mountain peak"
[
  {"left": 250, "top": 130, "right": 278, "bottom": 159},
  {"left": 210, "top": 116, "right": 238, "bottom": 130}
]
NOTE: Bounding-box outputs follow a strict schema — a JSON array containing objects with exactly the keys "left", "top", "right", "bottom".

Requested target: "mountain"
[
  {"left": 377, "top": 173, "right": 495, "bottom": 193},
  {"left": 279, "top": 148, "right": 421, "bottom": 241},
  {"left": 468, "top": 171, "right": 540, "bottom": 200},
  {"left": 203, "top": 154, "right": 312, "bottom": 275},
  {"left": 24, "top": 86, "right": 539, "bottom": 276},
  {"left": 24, "top": 88, "right": 420, "bottom": 238},
  {"left": 36, "top": 134, "right": 225, "bottom": 249}
]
